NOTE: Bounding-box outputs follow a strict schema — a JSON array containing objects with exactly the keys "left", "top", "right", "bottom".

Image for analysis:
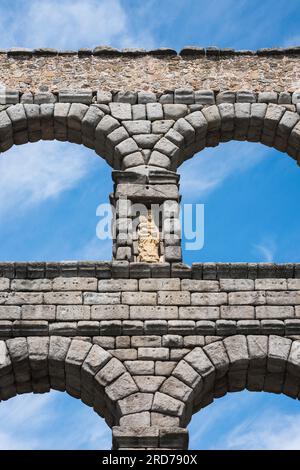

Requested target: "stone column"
[
  {"left": 110, "top": 168, "right": 182, "bottom": 263},
  {"left": 112, "top": 426, "right": 189, "bottom": 450}
]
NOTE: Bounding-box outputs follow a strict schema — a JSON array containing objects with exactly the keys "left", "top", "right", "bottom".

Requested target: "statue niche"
[{"left": 137, "top": 210, "right": 161, "bottom": 263}]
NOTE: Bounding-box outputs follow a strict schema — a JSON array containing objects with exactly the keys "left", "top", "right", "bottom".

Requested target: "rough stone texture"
[{"left": 2, "top": 51, "right": 300, "bottom": 93}]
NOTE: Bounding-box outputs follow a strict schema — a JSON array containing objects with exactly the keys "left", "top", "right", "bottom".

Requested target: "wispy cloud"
[
  {"left": 0, "top": 141, "right": 98, "bottom": 218},
  {"left": 0, "top": 391, "right": 110, "bottom": 450},
  {"left": 225, "top": 409, "right": 300, "bottom": 450},
  {"left": 253, "top": 238, "right": 276, "bottom": 262},
  {"left": 189, "top": 391, "right": 300, "bottom": 450},
  {"left": 0, "top": 0, "right": 155, "bottom": 49},
  {"left": 180, "top": 141, "right": 267, "bottom": 200}
]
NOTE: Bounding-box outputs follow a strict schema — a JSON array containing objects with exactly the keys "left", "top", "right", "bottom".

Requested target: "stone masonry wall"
[
  {"left": 0, "top": 262, "right": 300, "bottom": 340},
  {"left": 1, "top": 47, "right": 300, "bottom": 94},
  {"left": 1, "top": 262, "right": 300, "bottom": 449}
]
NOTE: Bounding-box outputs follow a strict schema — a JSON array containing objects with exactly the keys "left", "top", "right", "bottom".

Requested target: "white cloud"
[
  {"left": 0, "top": 0, "right": 155, "bottom": 49},
  {"left": 180, "top": 141, "right": 267, "bottom": 200},
  {"left": 0, "top": 391, "right": 110, "bottom": 450},
  {"left": 253, "top": 239, "right": 276, "bottom": 262},
  {"left": 0, "top": 141, "right": 99, "bottom": 217},
  {"left": 189, "top": 392, "right": 300, "bottom": 450},
  {"left": 225, "top": 409, "right": 300, "bottom": 450}
]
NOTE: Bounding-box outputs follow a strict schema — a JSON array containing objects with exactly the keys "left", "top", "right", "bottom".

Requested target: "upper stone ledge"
[
  {"left": 2, "top": 45, "right": 300, "bottom": 59},
  {"left": 0, "top": 261, "right": 299, "bottom": 280}
]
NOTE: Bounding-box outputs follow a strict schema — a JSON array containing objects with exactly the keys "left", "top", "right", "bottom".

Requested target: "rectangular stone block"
[
  {"left": 59, "top": 90, "right": 92, "bottom": 104},
  {"left": 266, "top": 291, "right": 300, "bottom": 305},
  {"left": 138, "top": 347, "right": 169, "bottom": 360},
  {"left": 146, "top": 103, "right": 163, "bottom": 121},
  {"left": 0, "top": 320, "right": 12, "bottom": 337},
  {"left": 44, "top": 292, "right": 82, "bottom": 305},
  {"left": 139, "top": 278, "right": 180, "bottom": 291},
  {"left": 91, "top": 305, "right": 129, "bottom": 320},
  {"left": 158, "top": 291, "right": 190, "bottom": 305},
  {"left": 21, "top": 305, "right": 55, "bottom": 320},
  {"left": 144, "top": 320, "right": 168, "bottom": 335},
  {"left": 0, "top": 306, "right": 21, "bottom": 320},
  {"left": 163, "top": 334, "right": 184, "bottom": 348},
  {"left": 4, "top": 293, "right": 43, "bottom": 305},
  {"left": 49, "top": 322, "right": 77, "bottom": 336},
  {"left": 77, "top": 321, "right": 99, "bottom": 336},
  {"left": 255, "top": 279, "right": 287, "bottom": 290},
  {"left": 219, "top": 279, "right": 254, "bottom": 291},
  {"left": 100, "top": 320, "right": 121, "bottom": 336},
  {"left": 131, "top": 336, "right": 161, "bottom": 347},
  {"left": 122, "top": 292, "right": 157, "bottom": 305},
  {"left": 288, "top": 279, "right": 300, "bottom": 290},
  {"left": 183, "top": 336, "right": 204, "bottom": 347},
  {"left": 11, "top": 279, "right": 52, "bottom": 291},
  {"left": 92, "top": 336, "right": 115, "bottom": 349},
  {"left": 168, "top": 320, "right": 195, "bottom": 334},
  {"left": 83, "top": 292, "right": 120, "bottom": 305},
  {"left": 57, "top": 305, "right": 90, "bottom": 321},
  {"left": 13, "top": 320, "right": 48, "bottom": 336},
  {"left": 260, "top": 319, "right": 284, "bottom": 335},
  {"left": 122, "top": 320, "right": 144, "bottom": 335},
  {"left": 191, "top": 292, "right": 227, "bottom": 306},
  {"left": 216, "top": 319, "right": 236, "bottom": 336},
  {"left": 124, "top": 360, "right": 155, "bottom": 375},
  {"left": 237, "top": 320, "right": 261, "bottom": 335},
  {"left": 256, "top": 305, "right": 294, "bottom": 319},
  {"left": 285, "top": 319, "right": 300, "bottom": 335},
  {"left": 109, "top": 349, "right": 137, "bottom": 361},
  {"left": 98, "top": 279, "right": 138, "bottom": 292},
  {"left": 196, "top": 320, "right": 216, "bottom": 335},
  {"left": 53, "top": 277, "right": 97, "bottom": 291},
  {"left": 228, "top": 291, "right": 266, "bottom": 305},
  {"left": 221, "top": 305, "right": 255, "bottom": 319},
  {"left": 179, "top": 306, "right": 219, "bottom": 320},
  {"left": 130, "top": 306, "right": 178, "bottom": 320},
  {"left": 181, "top": 280, "right": 219, "bottom": 292},
  {"left": 0, "top": 278, "right": 10, "bottom": 290}
]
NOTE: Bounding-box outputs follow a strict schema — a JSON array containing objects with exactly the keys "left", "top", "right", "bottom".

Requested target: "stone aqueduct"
[{"left": 0, "top": 46, "right": 300, "bottom": 449}]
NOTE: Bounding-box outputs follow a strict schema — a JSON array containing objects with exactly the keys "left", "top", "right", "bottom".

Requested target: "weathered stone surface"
[
  {"left": 204, "top": 341, "right": 229, "bottom": 377},
  {"left": 179, "top": 306, "right": 219, "bottom": 320},
  {"left": 220, "top": 279, "right": 254, "bottom": 291},
  {"left": 191, "top": 292, "right": 227, "bottom": 306},
  {"left": 105, "top": 372, "right": 138, "bottom": 401},
  {"left": 160, "top": 376, "right": 193, "bottom": 401},
  {"left": 22, "top": 305, "right": 55, "bottom": 320},
  {"left": 223, "top": 335, "right": 249, "bottom": 369},
  {"left": 256, "top": 305, "right": 294, "bottom": 319},
  {"left": 268, "top": 335, "right": 291, "bottom": 373},
  {"left": 53, "top": 277, "right": 97, "bottom": 291},
  {"left": 135, "top": 375, "right": 165, "bottom": 392},
  {"left": 117, "top": 392, "right": 153, "bottom": 415},
  {"left": 57, "top": 305, "right": 90, "bottom": 321},
  {"left": 95, "top": 357, "right": 125, "bottom": 386},
  {"left": 152, "top": 391, "right": 184, "bottom": 416},
  {"left": 130, "top": 306, "right": 178, "bottom": 320},
  {"left": 146, "top": 103, "right": 163, "bottom": 121}
]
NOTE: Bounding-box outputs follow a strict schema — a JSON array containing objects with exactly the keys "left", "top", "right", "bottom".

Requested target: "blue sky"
[{"left": 0, "top": 0, "right": 300, "bottom": 450}]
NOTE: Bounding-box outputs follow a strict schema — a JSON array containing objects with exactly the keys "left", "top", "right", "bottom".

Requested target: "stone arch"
[
  {"left": 0, "top": 336, "right": 140, "bottom": 429},
  {"left": 157, "top": 335, "right": 300, "bottom": 429},
  {"left": 0, "top": 103, "right": 147, "bottom": 171},
  {"left": 173, "top": 103, "right": 300, "bottom": 167}
]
